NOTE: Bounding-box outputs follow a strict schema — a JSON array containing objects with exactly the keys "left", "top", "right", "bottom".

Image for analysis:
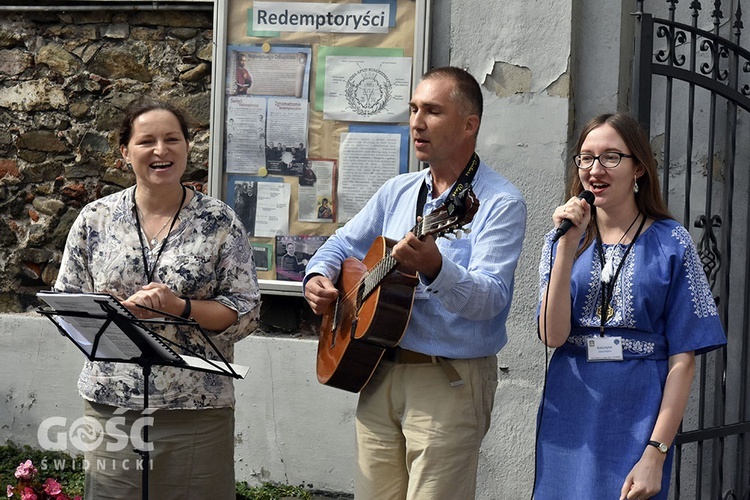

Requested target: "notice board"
[{"left": 209, "top": 0, "right": 430, "bottom": 295}]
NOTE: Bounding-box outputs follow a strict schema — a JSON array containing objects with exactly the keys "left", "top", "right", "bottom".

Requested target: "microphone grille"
[{"left": 580, "top": 190, "right": 595, "bottom": 205}]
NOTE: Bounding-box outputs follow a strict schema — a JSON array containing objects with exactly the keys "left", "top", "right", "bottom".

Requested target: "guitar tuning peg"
[
  {"left": 463, "top": 228, "right": 471, "bottom": 235},
  {"left": 454, "top": 231, "right": 462, "bottom": 239}
]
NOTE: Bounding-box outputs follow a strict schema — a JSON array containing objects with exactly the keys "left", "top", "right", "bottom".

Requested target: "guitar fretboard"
[{"left": 360, "top": 218, "right": 423, "bottom": 303}]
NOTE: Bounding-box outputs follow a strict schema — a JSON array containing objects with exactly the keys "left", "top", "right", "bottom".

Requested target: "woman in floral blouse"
[{"left": 54, "top": 98, "right": 261, "bottom": 499}]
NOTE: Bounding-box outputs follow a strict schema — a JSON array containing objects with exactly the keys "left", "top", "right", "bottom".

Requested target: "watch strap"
[
  {"left": 648, "top": 440, "right": 669, "bottom": 453},
  {"left": 180, "top": 297, "right": 192, "bottom": 319}
]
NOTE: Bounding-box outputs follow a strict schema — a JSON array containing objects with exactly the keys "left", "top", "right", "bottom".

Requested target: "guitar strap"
[
  {"left": 411, "top": 153, "right": 480, "bottom": 388},
  {"left": 416, "top": 182, "right": 428, "bottom": 221},
  {"left": 416, "top": 152, "right": 480, "bottom": 221}
]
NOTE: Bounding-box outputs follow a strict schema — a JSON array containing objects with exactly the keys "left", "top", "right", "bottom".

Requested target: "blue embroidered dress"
[{"left": 534, "top": 219, "right": 726, "bottom": 499}]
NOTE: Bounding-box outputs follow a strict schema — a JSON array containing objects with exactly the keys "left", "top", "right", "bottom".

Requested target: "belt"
[
  {"left": 386, "top": 347, "right": 441, "bottom": 364},
  {"left": 384, "top": 348, "right": 464, "bottom": 387}
]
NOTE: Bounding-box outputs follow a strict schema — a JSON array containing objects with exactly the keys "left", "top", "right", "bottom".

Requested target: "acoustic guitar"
[{"left": 316, "top": 188, "right": 479, "bottom": 392}]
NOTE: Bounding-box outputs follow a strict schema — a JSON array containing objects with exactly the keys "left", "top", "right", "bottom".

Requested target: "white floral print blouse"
[{"left": 54, "top": 186, "right": 261, "bottom": 410}]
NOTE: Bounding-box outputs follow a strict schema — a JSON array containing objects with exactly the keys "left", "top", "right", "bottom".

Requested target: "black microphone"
[{"left": 552, "top": 190, "right": 595, "bottom": 242}]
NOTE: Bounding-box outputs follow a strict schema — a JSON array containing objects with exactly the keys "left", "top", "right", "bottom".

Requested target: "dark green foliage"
[{"left": 235, "top": 481, "right": 313, "bottom": 500}]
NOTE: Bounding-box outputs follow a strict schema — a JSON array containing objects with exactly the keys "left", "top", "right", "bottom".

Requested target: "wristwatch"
[{"left": 648, "top": 440, "right": 669, "bottom": 453}]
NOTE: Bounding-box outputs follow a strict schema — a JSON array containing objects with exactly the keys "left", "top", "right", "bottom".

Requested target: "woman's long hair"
[{"left": 567, "top": 113, "right": 672, "bottom": 254}]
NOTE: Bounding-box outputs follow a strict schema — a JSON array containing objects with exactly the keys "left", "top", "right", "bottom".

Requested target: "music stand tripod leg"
[{"left": 134, "top": 361, "right": 152, "bottom": 500}]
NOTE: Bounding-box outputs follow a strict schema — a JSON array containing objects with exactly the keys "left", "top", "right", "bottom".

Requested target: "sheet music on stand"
[
  {"left": 37, "top": 291, "right": 249, "bottom": 379},
  {"left": 37, "top": 290, "right": 249, "bottom": 500}
]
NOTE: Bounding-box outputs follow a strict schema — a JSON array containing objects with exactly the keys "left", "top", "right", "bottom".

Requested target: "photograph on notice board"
[
  {"left": 265, "top": 136, "right": 307, "bottom": 176},
  {"left": 230, "top": 179, "right": 258, "bottom": 236},
  {"left": 250, "top": 243, "right": 273, "bottom": 272},
  {"left": 316, "top": 197, "right": 333, "bottom": 220},
  {"left": 275, "top": 235, "right": 328, "bottom": 282},
  {"left": 226, "top": 175, "right": 289, "bottom": 237},
  {"left": 298, "top": 158, "right": 336, "bottom": 223}
]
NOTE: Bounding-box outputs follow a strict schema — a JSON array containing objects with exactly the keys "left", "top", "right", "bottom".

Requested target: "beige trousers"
[
  {"left": 82, "top": 400, "right": 235, "bottom": 500},
  {"left": 355, "top": 355, "right": 498, "bottom": 500}
]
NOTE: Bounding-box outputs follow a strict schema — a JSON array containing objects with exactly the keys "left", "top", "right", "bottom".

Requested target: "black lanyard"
[
  {"left": 595, "top": 213, "right": 647, "bottom": 336},
  {"left": 416, "top": 152, "right": 480, "bottom": 221},
  {"left": 133, "top": 185, "right": 186, "bottom": 283}
]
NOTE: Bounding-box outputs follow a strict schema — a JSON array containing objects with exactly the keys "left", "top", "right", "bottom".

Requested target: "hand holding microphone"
[{"left": 552, "top": 190, "right": 595, "bottom": 242}]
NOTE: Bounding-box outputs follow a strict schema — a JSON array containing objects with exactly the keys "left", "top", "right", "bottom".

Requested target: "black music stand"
[{"left": 36, "top": 291, "right": 249, "bottom": 500}]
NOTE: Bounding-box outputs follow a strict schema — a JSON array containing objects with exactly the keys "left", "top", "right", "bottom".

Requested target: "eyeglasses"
[{"left": 574, "top": 152, "right": 635, "bottom": 169}]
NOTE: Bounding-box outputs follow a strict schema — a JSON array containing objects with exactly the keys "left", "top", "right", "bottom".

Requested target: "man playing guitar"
[{"left": 303, "top": 66, "right": 527, "bottom": 500}]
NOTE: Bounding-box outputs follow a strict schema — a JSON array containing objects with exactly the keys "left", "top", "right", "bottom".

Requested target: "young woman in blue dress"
[{"left": 534, "top": 113, "right": 725, "bottom": 499}]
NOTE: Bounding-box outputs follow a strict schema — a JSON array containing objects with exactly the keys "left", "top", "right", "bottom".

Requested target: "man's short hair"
[{"left": 422, "top": 66, "right": 483, "bottom": 122}]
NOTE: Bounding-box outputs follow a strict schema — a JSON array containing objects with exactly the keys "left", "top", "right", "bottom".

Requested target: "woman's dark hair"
[
  {"left": 422, "top": 66, "right": 483, "bottom": 124},
  {"left": 118, "top": 97, "right": 190, "bottom": 147},
  {"left": 567, "top": 113, "right": 672, "bottom": 253}
]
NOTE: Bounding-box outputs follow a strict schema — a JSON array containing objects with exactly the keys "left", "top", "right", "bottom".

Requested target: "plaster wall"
[{"left": 448, "top": 0, "right": 578, "bottom": 495}]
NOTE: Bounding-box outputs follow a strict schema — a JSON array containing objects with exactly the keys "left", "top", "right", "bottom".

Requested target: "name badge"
[{"left": 586, "top": 336, "right": 623, "bottom": 362}]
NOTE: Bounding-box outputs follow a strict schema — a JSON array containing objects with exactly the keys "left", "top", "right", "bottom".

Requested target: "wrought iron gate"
[{"left": 632, "top": 1, "right": 750, "bottom": 498}]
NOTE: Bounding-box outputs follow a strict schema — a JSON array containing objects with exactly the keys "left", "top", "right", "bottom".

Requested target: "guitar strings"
[
  {"left": 329, "top": 189, "right": 473, "bottom": 329},
  {"left": 330, "top": 212, "right": 445, "bottom": 329}
]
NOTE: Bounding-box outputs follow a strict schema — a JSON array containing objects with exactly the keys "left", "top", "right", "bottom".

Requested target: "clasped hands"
[{"left": 116, "top": 283, "right": 186, "bottom": 320}]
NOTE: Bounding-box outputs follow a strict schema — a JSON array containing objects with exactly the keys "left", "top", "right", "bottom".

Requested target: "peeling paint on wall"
[
  {"left": 484, "top": 61, "right": 531, "bottom": 98},
  {"left": 544, "top": 70, "right": 570, "bottom": 98}
]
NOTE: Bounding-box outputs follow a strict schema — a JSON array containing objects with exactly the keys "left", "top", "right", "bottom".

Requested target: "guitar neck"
[
  {"left": 361, "top": 219, "right": 423, "bottom": 300},
  {"left": 362, "top": 252, "right": 398, "bottom": 299}
]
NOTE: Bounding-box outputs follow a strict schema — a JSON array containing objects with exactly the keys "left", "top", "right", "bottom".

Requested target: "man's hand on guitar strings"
[
  {"left": 304, "top": 275, "right": 339, "bottom": 315},
  {"left": 392, "top": 233, "right": 443, "bottom": 280}
]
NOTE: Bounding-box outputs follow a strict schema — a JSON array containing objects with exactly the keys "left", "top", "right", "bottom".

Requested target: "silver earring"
[
  {"left": 634, "top": 177, "right": 639, "bottom": 193},
  {"left": 127, "top": 162, "right": 133, "bottom": 169}
]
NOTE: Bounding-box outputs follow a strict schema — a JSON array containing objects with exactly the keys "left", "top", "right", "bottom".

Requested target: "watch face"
[{"left": 650, "top": 440, "right": 668, "bottom": 453}]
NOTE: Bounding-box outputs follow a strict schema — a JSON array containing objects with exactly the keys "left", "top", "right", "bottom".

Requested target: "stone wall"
[{"left": 0, "top": 9, "right": 214, "bottom": 312}]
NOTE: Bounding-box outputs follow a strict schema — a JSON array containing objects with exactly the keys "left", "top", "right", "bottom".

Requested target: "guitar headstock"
[{"left": 419, "top": 188, "right": 479, "bottom": 239}]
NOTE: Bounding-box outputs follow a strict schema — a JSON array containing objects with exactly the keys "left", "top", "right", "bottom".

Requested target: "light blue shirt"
[{"left": 305, "top": 161, "right": 527, "bottom": 358}]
